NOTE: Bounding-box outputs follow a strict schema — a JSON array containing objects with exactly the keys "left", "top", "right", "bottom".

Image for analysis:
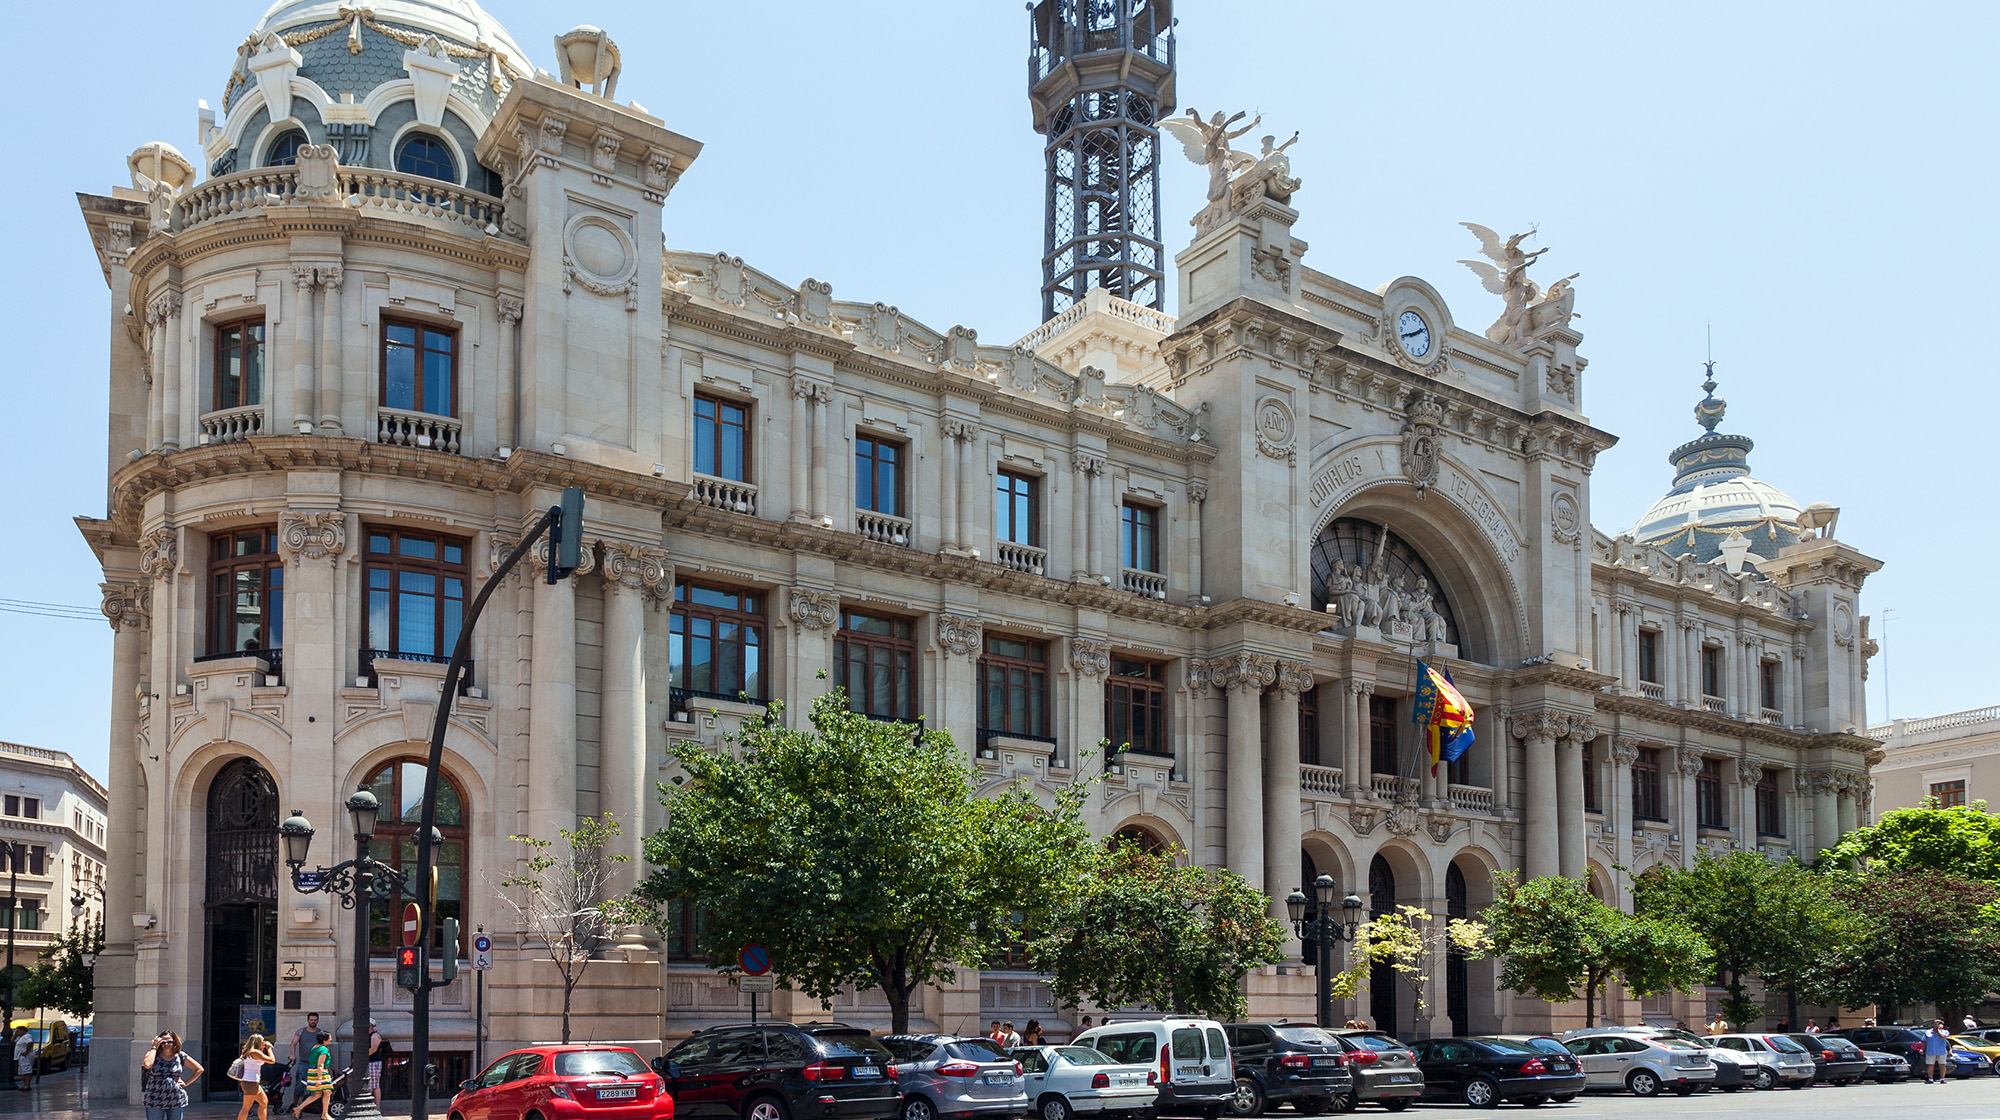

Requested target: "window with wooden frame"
[
  {"left": 1700, "top": 644, "right": 1723, "bottom": 699},
  {"left": 693, "top": 394, "right": 751, "bottom": 482},
  {"left": 834, "top": 609, "right": 917, "bottom": 720},
  {"left": 214, "top": 319, "right": 266, "bottom": 411},
  {"left": 1760, "top": 659, "right": 1780, "bottom": 711},
  {"left": 381, "top": 320, "right": 458, "bottom": 416},
  {"left": 669, "top": 583, "right": 765, "bottom": 703},
  {"left": 1696, "top": 757, "right": 1725, "bottom": 829},
  {"left": 1637, "top": 629, "right": 1660, "bottom": 684},
  {"left": 854, "top": 434, "right": 905, "bottom": 516},
  {"left": 995, "top": 470, "right": 1040, "bottom": 545},
  {"left": 363, "top": 528, "right": 467, "bottom": 663},
  {"left": 1120, "top": 501, "right": 1160, "bottom": 572},
  {"left": 207, "top": 528, "right": 285, "bottom": 659},
  {"left": 363, "top": 759, "right": 468, "bottom": 958},
  {"left": 1105, "top": 657, "right": 1168, "bottom": 756},
  {"left": 1931, "top": 779, "right": 1969, "bottom": 809},
  {"left": 1755, "top": 767, "right": 1783, "bottom": 836},
  {"left": 1632, "top": 747, "right": 1665, "bottom": 821},
  {"left": 1300, "top": 688, "right": 1320, "bottom": 766},
  {"left": 1582, "top": 741, "right": 1600, "bottom": 812},
  {"left": 978, "top": 634, "right": 1050, "bottom": 741},
  {"left": 664, "top": 898, "right": 707, "bottom": 961},
  {"left": 1369, "top": 695, "right": 1399, "bottom": 776}
]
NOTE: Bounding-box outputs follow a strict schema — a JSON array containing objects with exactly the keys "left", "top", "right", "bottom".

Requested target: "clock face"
[{"left": 1398, "top": 310, "right": 1431, "bottom": 359}]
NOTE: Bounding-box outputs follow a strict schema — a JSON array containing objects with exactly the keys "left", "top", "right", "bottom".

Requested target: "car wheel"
[
  {"left": 1327, "top": 1092, "right": 1357, "bottom": 1113},
  {"left": 1752, "top": 1068, "right": 1776, "bottom": 1090},
  {"left": 1625, "top": 1069, "right": 1661, "bottom": 1098},
  {"left": 748, "top": 1096, "right": 792, "bottom": 1120},
  {"left": 1041, "top": 1096, "right": 1075, "bottom": 1120},
  {"left": 1229, "top": 1077, "right": 1265, "bottom": 1117},
  {"left": 1460, "top": 1077, "right": 1500, "bottom": 1109}
]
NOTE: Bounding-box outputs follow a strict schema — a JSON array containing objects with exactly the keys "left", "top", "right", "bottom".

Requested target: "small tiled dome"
[{"left": 1630, "top": 367, "right": 1804, "bottom": 565}]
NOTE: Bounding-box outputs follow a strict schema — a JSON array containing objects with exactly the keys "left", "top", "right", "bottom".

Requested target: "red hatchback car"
[{"left": 452, "top": 1046, "right": 674, "bottom": 1120}]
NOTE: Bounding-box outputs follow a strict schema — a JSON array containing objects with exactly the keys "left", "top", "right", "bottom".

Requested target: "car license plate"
[
  {"left": 853, "top": 1066, "right": 880, "bottom": 1078},
  {"left": 983, "top": 1074, "right": 1011, "bottom": 1085},
  {"left": 597, "top": 1088, "right": 637, "bottom": 1100},
  {"left": 1312, "top": 1058, "right": 1338, "bottom": 1068},
  {"left": 1388, "top": 1075, "right": 1411, "bottom": 1084}
]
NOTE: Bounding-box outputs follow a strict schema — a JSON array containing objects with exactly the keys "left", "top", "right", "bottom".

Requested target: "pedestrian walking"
[
  {"left": 12, "top": 1026, "right": 35, "bottom": 1090},
  {"left": 142, "top": 1032, "right": 205, "bottom": 1120},
  {"left": 290, "top": 1031, "right": 334, "bottom": 1120},
  {"left": 287, "top": 1014, "right": 321, "bottom": 1111},
  {"left": 366, "top": 1020, "right": 385, "bottom": 1103},
  {"left": 1078, "top": 1016, "right": 1093, "bottom": 1032},
  {"left": 1924, "top": 1019, "right": 1952, "bottom": 1084},
  {"left": 1828, "top": 1015, "right": 1842, "bottom": 1030},
  {"left": 234, "top": 1035, "right": 276, "bottom": 1120}
]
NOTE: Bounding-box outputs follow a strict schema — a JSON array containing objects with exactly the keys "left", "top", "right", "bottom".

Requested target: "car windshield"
[
  {"left": 1342, "top": 1034, "right": 1403, "bottom": 1053},
  {"left": 1467, "top": 1038, "right": 1540, "bottom": 1056},
  {"left": 556, "top": 1051, "right": 649, "bottom": 1077},
  {"left": 946, "top": 1041, "right": 1010, "bottom": 1062},
  {"left": 814, "top": 1032, "right": 893, "bottom": 1060},
  {"left": 1272, "top": 1028, "right": 1340, "bottom": 1047},
  {"left": 1055, "top": 1047, "right": 1115, "bottom": 1066},
  {"left": 1765, "top": 1037, "right": 1809, "bottom": 1054}
]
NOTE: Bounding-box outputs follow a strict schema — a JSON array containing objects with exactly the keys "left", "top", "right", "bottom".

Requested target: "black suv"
[
  {"left": 1830, "top": 1026, "right": 1931, "bottom": 1070},
  {"left": 653, "top": 1021, "right": 901, "bottom": 1120},
  {"left": 1220, "top": 1023, "right": 1354, "bottom": 1116}
]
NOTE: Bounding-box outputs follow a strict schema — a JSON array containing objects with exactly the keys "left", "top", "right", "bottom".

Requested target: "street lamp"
[
  {"left": 280, "top": 790, "right": 410, "bottom": 1120},
  {"left": 70, "top": 876, "right": 106, "bottom": 971},
  {"left": 1285, "top": 874, "right": 1365, "bottom": 1029}
]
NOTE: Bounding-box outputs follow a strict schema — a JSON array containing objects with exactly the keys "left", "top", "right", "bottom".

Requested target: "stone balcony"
[
  {"left": 1121, "top": 567, "right": 1167, "bottom": 600},
  {"left": 173, "top": 165, "right": 506, "bottom": 243},
  {"left": 855, "top": 509, "right": 912, "bottom": 547},
  {"left": 376, "top": 407, "right": 463, "bottom": 453},
  {"left": 995, "top": 540, "right": 1047, "bottom": 575},
  {"left": 690, "top": 474, "right": 758, "bottom": 516},
  {"left": 200, "top": 404, "right": 266, "bottom": 444}
]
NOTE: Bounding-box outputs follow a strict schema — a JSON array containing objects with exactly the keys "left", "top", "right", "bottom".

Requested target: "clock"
[{"left": 1397, "top": 310, "right": 1431, "bottom": 359}]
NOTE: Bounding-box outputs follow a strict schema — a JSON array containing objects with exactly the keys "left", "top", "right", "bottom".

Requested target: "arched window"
[
  {"left": 265, "top": 130, "right": 308, "bottom": 167},
  {"left": 364, "top": 758, "right": 468, "bottom": 957},
  {"left": 1310, "top": 518, "right": 1461, "bottom": 648},
  {"left": 396, "top": 133, "right": 458, "bottom": 183},
  {"left": 1111, "top": 824, "right": 1168, "bottom": 855}
]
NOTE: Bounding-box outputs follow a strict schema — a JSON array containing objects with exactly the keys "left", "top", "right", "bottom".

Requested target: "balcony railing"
[
  {"left": 976, "top": 728, "right": 1059, "bottom": 760},
  {"left": 1121, "top": 567, "right": 1167, "bottom": 600},
  {"left": 1638, "top": 681, "right": 1665, "bottom": 702},
  {"left": 1448, "top": 784, "right": 1496, "bottom": 814},
  {"left": 360, "top": 649, "right": 472, "bottom": 694},
  {"left": 855, "top": 509, "right": 913, "bottom": 547},
  {"left": 194, "top": 647, "right": 283, "bottom": 684},
  {"left": 690, "top": 475, "right": 758, "bottom": 516},
  {"left": 1702, "top": 695, "right": 1728, "bottom": 714},
  {"left": 200, "top": 405, "right": 266, "bottom": 444},
  {"left": 376, "top": 407, "right": 463, "bottom": 454},
  {"left": 1300, "top": 764, "right": 1343, "bottom": 796},
  {"left": 175, "top": 166, "right": 506, "bottom": 242},
  {"left": 1371, "top": 774, "right": 1420, "bottom": 802},
  {"left": 1760, "top": 707, "right": 1784, "bottom": 726},
  {"left": 995, "top": 540, "right": 1048, "bottom": 575},
  {"left": 669, "top": 687, "right": 767, "bottom": 722}
]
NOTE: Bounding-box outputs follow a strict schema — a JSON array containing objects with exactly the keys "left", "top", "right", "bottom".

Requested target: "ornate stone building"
[{"left": 75, "top": 0, "right": 1883, "bottom": 1099}]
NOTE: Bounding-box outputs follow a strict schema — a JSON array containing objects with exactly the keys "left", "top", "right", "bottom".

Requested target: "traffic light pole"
[{"left": 410, "top": 490, "right": 581, "bottom": 1120}]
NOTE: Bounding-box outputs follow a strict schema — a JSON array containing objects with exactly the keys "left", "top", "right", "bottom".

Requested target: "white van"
[{"left": 1074, "top": 1019, "right": 1234, "bottom": 1119}]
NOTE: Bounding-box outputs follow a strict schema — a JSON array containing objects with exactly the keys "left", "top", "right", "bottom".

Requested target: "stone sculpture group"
[{"left": 1324, "top": 554, "right": 1450, "bottom": 644}]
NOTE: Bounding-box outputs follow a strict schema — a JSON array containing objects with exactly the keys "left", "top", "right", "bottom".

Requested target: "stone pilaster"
[
  {"left": 1214, "top": 654, "right": 1276, "bottom": 891},
  {"left": 1511, "top": 712, "right": 1563, "bottom": 879},
  {"left": 599, "top": 541, "right": 671, "bottom": 888},
  {"left": 1557, "top": 715, "right": 1593, "bottom": 878},
  {"left": 1264, "top": 660, "right": 1312, "bottom": 948}
]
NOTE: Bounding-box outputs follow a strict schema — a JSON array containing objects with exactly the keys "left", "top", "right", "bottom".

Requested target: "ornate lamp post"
[
  {"left": 280, "top": 790, "right": 401, "bottom": 1120},
  {"left": 1285, "top": 874, "right": 1365, "bottom": 1029}
]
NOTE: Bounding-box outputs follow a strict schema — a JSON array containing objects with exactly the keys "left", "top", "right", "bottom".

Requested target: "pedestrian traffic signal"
[
  {"left": 395, "top": 945, "right": 422, "bottom": 990},
  {"left": 548, "top": 486, "right": 585, "bottom": 584},
  {"left": 439, "top": 918, "right": 460, "bottom": 984}
]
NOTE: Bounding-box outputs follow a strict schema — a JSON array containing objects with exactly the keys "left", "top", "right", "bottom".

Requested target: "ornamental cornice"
[{"left": 1591, "top": 692, "right": 1824, "bottom": 750}]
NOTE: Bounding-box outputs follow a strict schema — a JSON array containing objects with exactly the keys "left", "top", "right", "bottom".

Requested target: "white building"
[
  {"left": 74, "top": 0, "right": 1883, "bottom": 1100},
  {"left": 1868, "top": 706, "right": 2000, "bottom": 816},
  {"left": 0, "top": 742, "right": 109, "bottom": 971}
]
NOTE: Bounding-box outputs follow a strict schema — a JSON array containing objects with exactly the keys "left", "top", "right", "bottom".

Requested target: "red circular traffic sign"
[
  {"left": 402, "top": 903, "right": 421, "bottom": 948},
  {"left": 739, "top": 944, "right": 771, "bottom": 975}
]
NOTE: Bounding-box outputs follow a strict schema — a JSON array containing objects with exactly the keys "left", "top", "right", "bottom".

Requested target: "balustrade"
[
  {"left": 1447, "top": 784, "right": 1496, "bottom": 814},
  {"left": 1702, "top": 695, "right": 1728, "bottom": 714},
  {"left": 174, "top": 166, "right": 506, "bottom": 242},
  {"left": 1121, "top": 567, "right": 1167, "bottom": 600},
  {"left": 855, "top": 509, "right": 913, "bottom": 547},
  {"left": 690, "top": 475, "right": 759, "bottom": 516},
  {"left": 1371, "top": 774, "right": 1420, "bottom": 802},
  {"left": 1760, "top": 707, "right": 1784, "bottom": 726},
  {"left": 1300, "top": 764, "right": 1344, "bottom": 797},
  {"left": 200, "top": 405, "right": 266, "bottom": 444},
  {"left": 995, "top": 540, "right": 1047, "bottom": 575},
  {"left": 375, "top": 407, "right": 463, "bottom": 454},
  {"left": 1639, "top": 681, "right": 1666, "bottom": 702}
]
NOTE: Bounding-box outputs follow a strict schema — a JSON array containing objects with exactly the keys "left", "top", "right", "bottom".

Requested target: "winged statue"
[
  {"left": 1458, "top": 222, "right": 1549, "bottom": 347},
  {"left": 1162, "top": 108, "right": 1261, "bottom": 204}
]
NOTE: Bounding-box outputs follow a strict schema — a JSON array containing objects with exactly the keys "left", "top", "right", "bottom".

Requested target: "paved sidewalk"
[{"left": 0, "top": 1076, "right": 283, "bottom": 1120}]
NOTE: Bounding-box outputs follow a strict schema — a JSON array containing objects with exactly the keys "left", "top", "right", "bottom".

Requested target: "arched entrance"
[
  {"left": 1445, "top": 863, "right": 1469, "bottom": 1037},
  {"left": 204, "top": 758, "right": 279, "bottom": 1093},
  {"left": 1368, "top": 855, "right": 1397, "bottom": 1036}
]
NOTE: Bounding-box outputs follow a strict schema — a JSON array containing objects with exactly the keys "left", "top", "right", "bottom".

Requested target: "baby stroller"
[{"left": 276, "top": 1064, "right": 353, "bottom": 1119}]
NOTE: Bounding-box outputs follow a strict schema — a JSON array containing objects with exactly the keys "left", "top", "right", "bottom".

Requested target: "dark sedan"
[
  {"left": 1411, "top": 1037, "right": 1586, "bottom": 1108},
  {"left": 1782, "top": 1034, "right": 1868, "bottom": 1086}
]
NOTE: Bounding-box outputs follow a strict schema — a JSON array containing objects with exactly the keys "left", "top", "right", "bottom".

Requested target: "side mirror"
[{"left": 459, "top": 1079, "right": 480, "bottom": 1093}]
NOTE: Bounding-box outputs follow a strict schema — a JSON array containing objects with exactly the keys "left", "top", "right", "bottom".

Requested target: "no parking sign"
[{"left": 472, "top": 932, "right": 493, "bottom": 970}]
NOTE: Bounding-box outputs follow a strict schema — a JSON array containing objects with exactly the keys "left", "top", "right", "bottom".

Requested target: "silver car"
[
  {"left": 1562, "top": 1034, "right": 1716, "bottom": 1096},
  {"left": 1703, "top": 1034, "right": 1817, "bottom": 1090},
  {"left": 1011, "top": 1046, "right": 1157, "bottom": 1120},
  {"left": 881, "top": 1035, "right": 1027, "bottom": 1120}
]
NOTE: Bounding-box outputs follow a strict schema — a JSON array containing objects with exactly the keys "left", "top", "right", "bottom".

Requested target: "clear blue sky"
[{"left": 3, "top": 1, "right": 1989, "bottom": 780}]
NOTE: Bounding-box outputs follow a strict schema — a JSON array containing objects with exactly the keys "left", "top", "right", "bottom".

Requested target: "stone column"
[
  {"left": 92, "top": 582, "right": 148, "bottom": 1100},
  {"left": 786, "top": 588, "right": 840, "bottom": 730},
  {"left": 1066, "top": 639, "right": 1110, "bottom": 771},
  {"left": 1512, "top": 713, "right": 1562, "bottom": 879},
  {"left": 1557, "top": 717, "right": 1593, "bottom": 878},
  {"left": 1836, "top": 774, "right": 1859, "bottom": 840},
  {"left": 1186, "top": 482, "right": 1207, "bottom": 604},
  {"left": 810, "top": 388, "right": 830, "bottom": 521},
  {"left": 1610, "top": 738, "right": 1640, "bottom": 851},
  {"left": 936, "top": 614, "right": 983, "bottom": 752},
  {"left": 1087, "top": 457, "right": 1107, "bottom": 580},
  {"left": 1675, "top": 749, "right": 1704, "bottom": 848},
  {"left": 153, "top": 292, "right": 186, "bottom": 450},
  {"left": 1734, "top": 759, "right": 1761, "bottom": 843},
  {"left": 496, "top": 296, "right": 523, "bottom": 450},
  {"left": 528, "top": 535, "right": 588, "bottom": 841},
  {"left": 317, "top": 265, "right": 344, "bottom": 432},
  {"left": 1265, "top": 661, "right": 1312, "bottom": 945},
  {"left": 1489, "top": 703, "right": 1511, "bottom": 812},
  {"left": 955, "top": 423, "right": 980, "bottom": 556},
  {"left": 600, "top": 543, "right": 671, "bottom": 888},
  {"left": 789, "top": 381, "right": 813, "bottom": 521},
  {"left": 1612, "top": 604, "right": 1633, "bottom": 690},
  {"left": 1072, "top": 452, "right": 1103, "bottom": 581},
  {"left": 291, "top": 265, "right": 317, "bottom": 432},
  {"left": 1219, "top": 654, "right": 1276, "bottom": 891},
  {"left": 145, "top": 296, "right": 171, "bottom": 451},
  {"left": 1344, "top": 681, "right": 1371, "bottom": 797},
  {"left": 939, "top": 421, "right": 962, "bottom": 551},
  {"left": 1678, "top": 619, "right": 1697, "bottom": 706},
  {"left": 1810, "top": 772, "right": 1840, "bottom": 851}
]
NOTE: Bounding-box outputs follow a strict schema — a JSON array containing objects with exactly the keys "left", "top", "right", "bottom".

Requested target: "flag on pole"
[{"left": 1411, "top": 660, "right": 1475, "bottom": 775}]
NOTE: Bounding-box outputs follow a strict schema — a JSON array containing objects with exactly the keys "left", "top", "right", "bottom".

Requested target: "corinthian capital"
[
  {"left": 1609, "top": 737, "right": 1641, "bottom": 767},
  {"left": 277, "top": 511, "right": 347, "bottom": 562},
  {"left": 1213, "top": 653, "right": 1277, "bottom": 693},
  {"left": 1675, "top": 750, "right": 1707, "bottom": 778},
  {"left": 600, "top": 542, "right": 673, "bottom": 603},
  {"left": 1274, "top": 659, "right": 1316, "bottom": 697},
  {"left": 138, "top": 527, "right": 178, "bottom": 583},
  {"left": 1565, "top": 715, "right": 1598, "bottom": 742},
  {"left": 1508, "top": 711, "right": 1565, "bottom": 743},
  {"left": 1072, "top": 451, "right": 1106, "bottom": 476},
  {"left": 789, "top": 587, "right": 839, "bottom": 631},
  {"left": 497, "top": 295, "right": 525, "bottom": 326},
  {"left": 100, "top": 582, "right": 150, "bottom": 632}
]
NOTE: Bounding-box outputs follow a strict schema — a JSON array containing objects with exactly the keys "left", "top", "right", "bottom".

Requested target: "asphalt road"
[{"left": 1372, "top": 1077, "right": 2000, "bottom": 1117}]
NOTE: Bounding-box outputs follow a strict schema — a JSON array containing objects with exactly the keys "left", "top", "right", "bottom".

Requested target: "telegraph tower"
[{"left": 1027, "top": 0, "right": 1177, "bottom": 320}]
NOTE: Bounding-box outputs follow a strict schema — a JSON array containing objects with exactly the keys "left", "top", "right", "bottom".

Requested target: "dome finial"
[{"left": 1695, "top": 356, "right": 1726, "bottom": 433}]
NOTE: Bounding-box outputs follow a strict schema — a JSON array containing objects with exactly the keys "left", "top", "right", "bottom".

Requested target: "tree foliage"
[
  {"left": 1823, "top": 801, "right": 2000, "bottom": 881},
  {"left": 1819, "top": 870, "right": 2000, "bottom": 1018},
  {"left": 1479, "top": 875, "right": 1710, "bottom": 1026},
  {"left": 1030, "top": 841, "right": 1286, "bottom": 1021},
  {"left": 491, "top": 814, "right": 644, "bottom": 1043},
  {"left": 1328, "top": 905, "right": 1490, "bottom": 1022},
  {"left": 19, "top": 924, "right": 100, "bottom": 1020},
  {"left": 636, "top": 691, "right": 1098, "bottom": 1033}
]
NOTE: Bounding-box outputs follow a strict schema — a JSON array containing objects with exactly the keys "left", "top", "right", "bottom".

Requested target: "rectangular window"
[
  {"left": 2, "top": 905, "right": 36, "bottom": 931},
  {"left": 1633, "top": 747, "right": 1664, "bottom": 821},
  {"left": 1582, "top": 742, "right": 1600, "bottom": 812},
  {"left": 693, "top": 394, "right": 750, "bottom": 481},
  {"left": 669, "top": 583, "right": 765, "bottom": 702},
  {"left": 995, "top": 471, "right": 1040, "bottom": 546},
  {"left": 215, "top": 319, "right": 266, "bottom": 410},
  {"left": 1755, "top": 767, "right": 1783, "bottom": 836},
  {"left": 1120, "top": 502, "right": 1160, "bottom": 572},
  {"left": 382, "top": 320, "right": 457, "bottom": 416},
  {"left": 27, "top": 847, "right": 43, "bottom": 876},
  {"left": 1696, "top": 758, "right": 1725, "bottom": 829},
  {"left": 21, "top": 799, "right": 35, "bottom": 820},
  {"left": 978, "top": 635, "right": 1049, "bottom": 740},
  {"left": 854, "top": 435, "right": 904, "bottom": 516},
  {"left": 1105, "top": 658, "right": 1168, "bottom": 756},
  {"left": 664, "top": 898, "right": 706, "bottom": 961},
  {"left": 1369, "top": 695, "right": 1399, "bottom": 776},
  {"left": 364, "top": 528, "right": 467, "bottom": 662},
  {"left": 3, "top": 797, "right": 15, "bottom": 817},
  {"left": 1300, "top": 688, "right": 1320, "bottom": 767},
  {"left": 1637, "top": 630, "right": 1659, "bottom": 684},
  {"left": 1932, "top": 779, "right": 1969, "bottom": 809},
  {"left": 834, "top": 610, "right": 917, "bottom": 720},
  {"left": 208, "top": 528, "right": 285, "bottom": 657},
  {"left": 1760, "top": 660, "right": 1780, "bottom": 711},
  {"left": 1700, "top": 645, "right": 1722, "bottom": 698}
]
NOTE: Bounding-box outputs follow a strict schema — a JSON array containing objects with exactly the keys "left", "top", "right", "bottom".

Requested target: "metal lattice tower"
[{"left": 1028, "top": 0, "right": 1176, "bottom": 321}]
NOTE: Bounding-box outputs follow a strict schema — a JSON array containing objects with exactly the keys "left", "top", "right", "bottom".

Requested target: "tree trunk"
[
  {"left": 1584, "top": 967, "right": 1600, "bottom": 1027},
  {"left": 882, "top": 977, "right": 913, "bottom": 1036},
  {"left": 563, "top": 979, "right": 575, "bottom": 1043}
]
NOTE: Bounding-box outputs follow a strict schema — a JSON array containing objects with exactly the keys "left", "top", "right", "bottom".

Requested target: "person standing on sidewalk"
[
  {"left": 366, "top": 1020, "right": 385, "bottom": 1103},
  {"left": 286, "top": 1013, "right": 320, "bottom": 1111},
  {"left": 1924, "top": 1019, "right": 1953, "bottom": 1083},
  {"left": 142, "top": 1032, "right": 205, "bottom": 1120}
]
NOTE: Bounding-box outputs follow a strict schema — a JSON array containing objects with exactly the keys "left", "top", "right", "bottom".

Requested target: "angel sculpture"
[
  {"left": 1162, "top": 108, "right": 1262, "bottom": 204},
  {"left": 1458, "top": 222, "right": 1547, "bottom": 347}
]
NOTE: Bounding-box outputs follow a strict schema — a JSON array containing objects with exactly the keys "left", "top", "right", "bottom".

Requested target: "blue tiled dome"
[{"left": 1630, "top": 369, "right": 1805, "bottom": 565}]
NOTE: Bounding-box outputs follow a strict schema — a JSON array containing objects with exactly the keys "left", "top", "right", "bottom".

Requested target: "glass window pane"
[
  {"left": 385, "top": 335, "right": 417, "bottom": 410},
  {"left": 423, "top": 348, "right": 453, "bottom": 415}
]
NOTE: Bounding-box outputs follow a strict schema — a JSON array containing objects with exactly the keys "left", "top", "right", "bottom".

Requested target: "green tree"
[
  {"left": 18, "top": 924, "right": 101, "bottom": 1020},
  {"left": 492, "top": 814, "right": 646, "bottom": 1043},
  {"left": 1632, "top": 852, "right": 1859, "bottom": 1028},
  {"left": 635, "top": 691, "right": 1098, "bottom": 1033},
  {"left": 1819, "top": 870, "right": 2000, "bottom": 1020},
  {"left": 1328, "top": 904, "right": 1490, "bottom": 1023},
  {"left": 1480, "top": 875, "right": 1711, "bottom": 1026},
  {"left": 1030, "top": 841, "right": 1286, "bottom": 1021},
  {"left": 1823, "top": 800, "right": 2000, "bottom": 880}
]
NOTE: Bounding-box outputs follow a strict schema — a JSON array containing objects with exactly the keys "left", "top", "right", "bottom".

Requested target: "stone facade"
[
  {"left": 0, "top": 742, "right": 109, "bottom": 967},
  {"left": 74, "top": 1, "right": 1885, "bottom": 1101}
]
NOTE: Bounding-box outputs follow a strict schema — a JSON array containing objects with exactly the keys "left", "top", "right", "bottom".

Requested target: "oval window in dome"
[
  {"left": 265, "top": 129, "right": 308, "bottom": 167},
  {"left": 396, "top": 133, "right": 458, "bottom": 184}
]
